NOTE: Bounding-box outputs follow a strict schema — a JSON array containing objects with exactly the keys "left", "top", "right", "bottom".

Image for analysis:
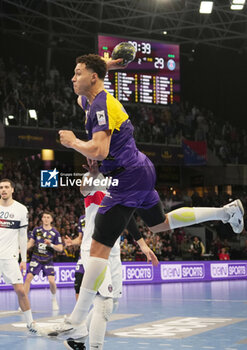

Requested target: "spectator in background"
[
  {"left": 219, "top": 247, "right": 230, "bottom": 261},
  {"left": 181, "top": 235, "right": 192, "bottom": 260},
  {"left": 190, "top": 236, "right": 205, "bottom": 260}
]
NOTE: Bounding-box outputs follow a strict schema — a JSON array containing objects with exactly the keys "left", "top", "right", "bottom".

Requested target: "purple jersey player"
[
  {"left": 49, "top": 55, "right": 244, "bottom": 347},
  {"left": 24, "top": 211, "right": 63, "bottom": 310}
]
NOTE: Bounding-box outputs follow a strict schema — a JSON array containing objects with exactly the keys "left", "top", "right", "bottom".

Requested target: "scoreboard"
[{"left": 98, "top": 34, "right": 180, "bottom": 105}]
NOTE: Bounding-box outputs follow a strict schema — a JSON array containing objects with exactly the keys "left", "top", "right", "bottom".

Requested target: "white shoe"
[
  {"left": 17, "top": 307, "right": 22, "bottom": 312},
  {"left": 27, "top": 321, "right": 39, "bottom": 335},
  {"left": 223, "top": 199, "right": 244, "bottom": 234},
  {"left": 47, "top": 316, "right": 88, "bottom": 339},
  {"left": 47, "top": 316, "right": 74, "bottom": 337},
  {"left": 52, "top": 299, "right": 59, "bottom": 311}
]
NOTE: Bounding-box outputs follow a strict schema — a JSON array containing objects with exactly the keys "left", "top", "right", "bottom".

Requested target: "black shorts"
[
  {"left": 92, "top": 200, "right": 165, "bottom": 247},
  {"left": 74, "top": 271, "right": 84, "bottom": 294}
]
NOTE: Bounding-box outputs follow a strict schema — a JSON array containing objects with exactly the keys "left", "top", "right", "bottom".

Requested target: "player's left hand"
[
  {"left": 44, "top": 239, "right": 52, "bottom": 245},
  {"left": 141, "top": 246, "right": 159, "bottom": 266},
  {"left": 20, "top": 261, "right": 27, "bottom": 276},
  {"left": 82, "top": 158, "right": 99, "bottom": 175},
  {"left": 59, "top": 130, "right": 77, "bottom": 148}
]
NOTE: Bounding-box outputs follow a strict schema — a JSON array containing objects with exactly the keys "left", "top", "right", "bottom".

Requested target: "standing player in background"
[
  {"left": 55, "top": 54, "right": 244, "bottom": 335},
  {"left": 0, "top": 178, "right": 37, "bottom": 333},
  {"left": 24, "top": 211, "right": 63, "bottom": 310},
  {"left": 62, "top": 160, "right": 158, "bottom": 350},
  {"left": 65, "top": 214, "right": 85, "bottom": 301}
]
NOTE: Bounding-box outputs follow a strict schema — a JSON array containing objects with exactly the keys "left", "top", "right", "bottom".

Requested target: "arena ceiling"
[{"left": 1, "top": 0, "right": 247, "bottom": 56}]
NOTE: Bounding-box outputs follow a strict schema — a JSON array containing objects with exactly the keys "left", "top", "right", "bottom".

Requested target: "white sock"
[
  {"left": 69, "top": 257, "right": 108, "bottom": 325},
  {"left": 23, "top": 309, "right": 33, "bottom": 327},
  {"left": 52, "top": 293, "right": 57, "bottom": 301},
  {"left": 89, "top": 296, "right": 111, "bottom": 350},
  {"left": 167, "top": 207, "right": 229, "bottom": 230}
]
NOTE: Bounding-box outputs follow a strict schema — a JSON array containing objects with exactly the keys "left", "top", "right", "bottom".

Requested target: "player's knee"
[
  {"left": 94, "top": 295, "right": 113, "bottom": 322},
  {"left": 90, "top": 239, "right": 110, "bottom": 259},
  {"left": 15, "top": 286, "right": 25, "bottom": 297},
  {"left": 25, "top": 273, "right": 33, "bottom": 283}
]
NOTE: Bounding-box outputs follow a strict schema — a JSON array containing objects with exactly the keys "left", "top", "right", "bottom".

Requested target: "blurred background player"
[
  {"left": 62, "top": 160, "right": 158, "bottom": 350},
  {"left": 0, "top": 178, "right": 37, "bottom": 333},
  {"left": 24, "top": 211, "right": 63, "bottom": 310}
]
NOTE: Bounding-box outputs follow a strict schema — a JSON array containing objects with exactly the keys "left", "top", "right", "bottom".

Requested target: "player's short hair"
[
  {"left": 0, "top": 178, "right": 15, "bottom": 188},
  {"left": 76, "top": 54, "right": 107, "bottom": 80},
  {"left": 41, "top": 211, "right": 54, "bottom": 220}
]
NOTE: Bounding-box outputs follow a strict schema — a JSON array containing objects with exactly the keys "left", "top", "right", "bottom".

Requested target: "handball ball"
[{"left": 111, "top": 42, "right": 136, "bottom": 66}]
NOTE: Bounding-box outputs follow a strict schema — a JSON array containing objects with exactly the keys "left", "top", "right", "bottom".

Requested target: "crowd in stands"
[
  {"left": 1, "top": 156, "right": 247, "bottom": 263},
  {"left": 1, "top": 58, "right": 247, "bottom": 164}
]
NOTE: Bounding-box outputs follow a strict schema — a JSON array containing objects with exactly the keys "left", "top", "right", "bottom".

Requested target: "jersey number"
[{"left": 0, "top": 211, "right": 9, "bottom": 219}]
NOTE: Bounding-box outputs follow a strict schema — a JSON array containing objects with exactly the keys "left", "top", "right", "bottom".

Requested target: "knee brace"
[{"left": 93, "top": 295, "right": 113, "bottom": 322}]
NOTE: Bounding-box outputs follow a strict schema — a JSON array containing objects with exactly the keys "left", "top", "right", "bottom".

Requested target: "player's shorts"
[
  {"left": 81, "top": 250, "right": 122, "bottom": 299},
  {"left": 0, "top": 259, "right": 23, "bottom": 284},
  {"left": 74, "top": 262, "right": 84, "bottom": 294},
  {"left": 28, "top": 258, "right": 55, "bottom": 277},
  {"left": 75, "top": 261, "right": 84, "bottom": 275},
  {"left": 99, "top": 156, "right": 159, "bottom": 215}
]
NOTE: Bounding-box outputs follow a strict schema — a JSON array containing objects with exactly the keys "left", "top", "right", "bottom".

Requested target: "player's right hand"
[
  {"left": 104, "top": 57, "right": 128, "bottom": 70},
  {"left": 64, "top": 235, "right": 72, "bottom": 247}
]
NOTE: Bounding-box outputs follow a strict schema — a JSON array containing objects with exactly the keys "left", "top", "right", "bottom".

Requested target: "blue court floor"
[{"left": 0, "top": 280, "right": 247, "bottom": 349}]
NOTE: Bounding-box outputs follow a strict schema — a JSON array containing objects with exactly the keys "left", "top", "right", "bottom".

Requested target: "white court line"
[
  {"left": 202, "top": 347, "right": 216, "bottom": 349},
  {"left": 181, "top": 346, "right": 193, "bottom": 348},
  {"left": 158, "top": 345, "right": 172, "bottom": 347},
  {"left": 138, "top": 343, "right": 150, "bottom": 345},
  {"left": 0, "top": 311, "right": 20, "bottom": 315}
]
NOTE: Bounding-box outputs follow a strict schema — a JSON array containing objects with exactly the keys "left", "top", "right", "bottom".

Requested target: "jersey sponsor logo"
[
  {"left": 40, "top": 168, "right": 59, "bottom": 188},
  {"left": 96, "top": 110, "right": 106, "bottom": 125},
  {"left": 0, "top": 219, "right": 21, "bottom": 229}
]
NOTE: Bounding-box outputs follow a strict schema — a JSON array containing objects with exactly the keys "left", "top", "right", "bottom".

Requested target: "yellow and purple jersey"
[
  {"left": 81, "top": 90, "right": 159, "bottom": 213},
  {"left": 30, "top": 226, "right": 62, "bottom": 262},
  {"left": 81, "top": 90, "right": 146, "bottom": 174}
]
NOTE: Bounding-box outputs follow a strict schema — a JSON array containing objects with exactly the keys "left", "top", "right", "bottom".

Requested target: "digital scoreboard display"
[{"left": 98, "top": 34, "right": 180, "bottom": 105}]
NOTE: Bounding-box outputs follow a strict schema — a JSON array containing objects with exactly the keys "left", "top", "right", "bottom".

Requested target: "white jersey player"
[
  {"left": 64, "top": 166, "right": 121, "bottom": 350},
  {"left": 0, "top": 178, "right": 37, "bottom": 333},
  {"left": 62, "top": 160, "right": 159, "bottom": 350}
]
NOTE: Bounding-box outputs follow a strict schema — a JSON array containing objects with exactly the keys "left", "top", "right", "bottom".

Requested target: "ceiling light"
[
  {"left": 29, "top": 109, "right": 38, "bottom": 120},
  {"left": 199, "top": 1, "right": 214, "bottom": 14},
  {"left": 163, "top": 31, "right": 167, "bottom": 35},
  {"left": 232, "top": 0, "right": 245, "bottom": 4},
  {"left": 231, "top": 4, "right": 244, "bottom": 9}
]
